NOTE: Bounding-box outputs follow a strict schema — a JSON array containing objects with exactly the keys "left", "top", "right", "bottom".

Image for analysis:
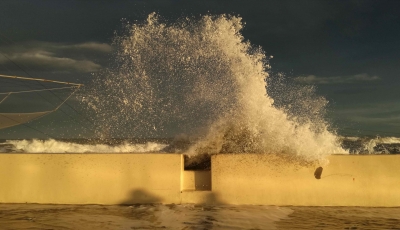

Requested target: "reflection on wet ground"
[
  {"left": 0, "top": 204, "right": 399, "bottom": 229},
  {"left": 277, "top": 206, "right": 400, "bottom": 230}
]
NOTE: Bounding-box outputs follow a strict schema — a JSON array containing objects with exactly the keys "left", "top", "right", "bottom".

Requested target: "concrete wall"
[
  {"left": 0, "top": 153, "right": 182, "bottom": 204},
  {"left": 1, "top": 153, "right": 400, "bottom": 206},
  {"left": 182, "top": 170, "right": 211, "bottom": 191},
  {"left": 212, "top": 154, "right": 400, "bottom": 206}
]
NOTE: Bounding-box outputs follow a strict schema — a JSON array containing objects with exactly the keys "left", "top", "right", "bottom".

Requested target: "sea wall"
[
  {"left": 0, "top": 153, "right": 399, "bottom": 206},
  {"left": 0, "top": 153, "right": 182, "bottom": 204},
  {"left": 212, "top": 154, "right": 400, "bottom": 206}
]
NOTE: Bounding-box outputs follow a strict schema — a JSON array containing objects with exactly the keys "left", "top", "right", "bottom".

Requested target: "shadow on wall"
[
  {"left": 194, "top": 170, "right": 212, "bottom": 190},
  {"left": 119, "top": 189, "right": 225, "bottom": 205},
  {"left": 202, "top": 192, "right": 224, "bottom": 205},
  {"left": 119, "top": 189, "right": 162, "bottom": 205}
]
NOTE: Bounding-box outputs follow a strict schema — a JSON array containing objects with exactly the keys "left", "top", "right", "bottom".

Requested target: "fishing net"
[
  {"left": 0, "top": 111, "right": 52, "bottom": 129},
  {"left": 0, "top": 74, "right": 81, "bottom": 130}
]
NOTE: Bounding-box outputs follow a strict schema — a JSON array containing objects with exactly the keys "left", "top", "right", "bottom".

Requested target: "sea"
[{"left": 1, "top": 136, "right": 400, "bottom": 154}]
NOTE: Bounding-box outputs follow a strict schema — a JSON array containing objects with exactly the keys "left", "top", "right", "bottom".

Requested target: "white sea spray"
[{"left": 83, "top": 13, "right": 347, "bottom": 163}]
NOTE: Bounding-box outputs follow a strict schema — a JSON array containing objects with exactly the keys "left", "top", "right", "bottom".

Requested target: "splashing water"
[
  {"left": 83, "top": 13, "right": 346, "bottom": 162},
  {"left": 341, "top": 136, "right": 400, "bottom": 154},
  {"left": 3, "top": 139, "right": 167, "bottom": 153}
]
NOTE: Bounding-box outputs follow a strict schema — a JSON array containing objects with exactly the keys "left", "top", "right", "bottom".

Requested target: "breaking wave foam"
[
  {"left": 341, "top": 136, "right": 400, "bottom": 154},
  {"left": 3, "top": 139, "right": 167, "bottom": 153},
  {"left": 83, "top": 13, "right": 347, "bottom": 163}
]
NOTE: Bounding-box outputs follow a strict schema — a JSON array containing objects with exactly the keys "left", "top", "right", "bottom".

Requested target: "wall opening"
[{"left": 182, "top": 154, "right": 212, "bottom": 191}]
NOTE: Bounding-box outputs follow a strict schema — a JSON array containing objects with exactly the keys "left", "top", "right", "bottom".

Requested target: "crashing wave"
[{"left": 83, "top": 13, "right": 346, "bottom": 164}]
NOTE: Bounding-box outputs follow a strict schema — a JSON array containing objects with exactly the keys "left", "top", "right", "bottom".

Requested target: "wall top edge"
[{"left": 0, "top": 152, "right": 182, "bottom": 155}]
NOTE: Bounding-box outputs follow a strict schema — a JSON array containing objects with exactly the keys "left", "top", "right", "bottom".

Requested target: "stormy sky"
[{"left": 0, "top": 0, "right": 399, "bottom": 138}]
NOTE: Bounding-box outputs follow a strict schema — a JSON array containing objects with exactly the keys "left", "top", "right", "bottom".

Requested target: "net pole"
[
  {"left": 0, "top": 74, "right": 83, "bottom": 87},
  {"left": 0, "top": 93, "right": 11, "bottom": 104}
]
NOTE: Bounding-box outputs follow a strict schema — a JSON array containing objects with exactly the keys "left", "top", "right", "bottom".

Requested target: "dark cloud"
[
  {"left": 295, "top": 73, "right": 380, "bottom": 85},
  {"left": 0, "top": 41, "right": 111, "bottom": 73}
]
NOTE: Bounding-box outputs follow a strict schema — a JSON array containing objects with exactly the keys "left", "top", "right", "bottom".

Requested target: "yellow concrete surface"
[
  {"left": 1, "top": 153, "right": 400, "bottom": 206},
  {"left": 212, "top": 154, "right": 400, "bottom": 206},
  {"left": 181, "top": 190, "right": 217, "bottom": 204},
  {"left": 182, "top": 170, "right": 211, "bottom": 191},
  {"left": 0, "top": 153, "right": 182, "bottom": 204}
]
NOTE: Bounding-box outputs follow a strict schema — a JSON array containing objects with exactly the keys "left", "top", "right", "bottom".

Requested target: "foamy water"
[
  {"left": 361, "top": 137, "right": 400, "bottom": 153},
  {"left": 341, "top": 136, "right": 400, "bottom": 154},
  {"left": 1, "top": 139, "right": 167, "bottom": 153},
  {"left": 1, "top": 135, "right": 399, "bottom": 155}
]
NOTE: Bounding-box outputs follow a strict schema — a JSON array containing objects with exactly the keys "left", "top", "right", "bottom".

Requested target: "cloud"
[
  {"left": 294, "top": 73, "right": 381, "bottom": 84},
  {"left": 70, "top": 42, "right": 113, "bottom": 53},
  {"left": 1, "top": 50, "right": 101, "bottom": 72},
  {"left": 0, "top": 41, "right": 112, "bottom": 73}
]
